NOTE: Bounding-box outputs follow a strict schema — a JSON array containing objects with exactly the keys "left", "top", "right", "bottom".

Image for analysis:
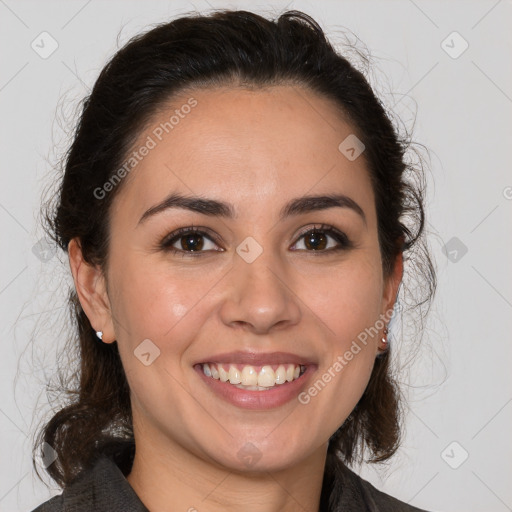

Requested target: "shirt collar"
[{"left": 59, "top": 454, "right": 149, "bottom": 511}]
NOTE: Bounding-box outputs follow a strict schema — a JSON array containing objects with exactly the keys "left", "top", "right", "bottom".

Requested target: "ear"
[
  {"left": 68, "top": 238, "right": 116, "bottom": 343},
  {"left": 382, "top": 249, "right": 403, "bottom": 317}
]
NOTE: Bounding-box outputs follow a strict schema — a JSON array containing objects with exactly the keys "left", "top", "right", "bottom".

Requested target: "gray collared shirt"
[
  {"left": 31, "top": 456, "right": 149, "bottom": 512},
  {"left": 31, "top": 454, "right": 429, "bottom": 512}
]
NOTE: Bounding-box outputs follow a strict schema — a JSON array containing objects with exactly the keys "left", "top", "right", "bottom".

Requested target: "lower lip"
[{"left": 194, "top": 364, "right": 316, "bottom": 410}]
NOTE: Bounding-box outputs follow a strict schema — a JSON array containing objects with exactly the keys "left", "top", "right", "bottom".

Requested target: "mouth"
[
  {"left": 192, "top": 352, "right": 316, "bottom": 410},
  {"left": 199, "top": 362, "right": 307, "bottom": 390}
]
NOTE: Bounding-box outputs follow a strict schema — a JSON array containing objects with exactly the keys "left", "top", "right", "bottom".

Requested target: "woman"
[{"left": 32, "top": 8, "right": 435, "bottom": 512}]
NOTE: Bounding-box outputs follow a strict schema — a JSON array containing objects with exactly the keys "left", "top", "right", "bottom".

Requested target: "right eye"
[{"left": 160, "top": 226, "right": 224, "bottom": 256}]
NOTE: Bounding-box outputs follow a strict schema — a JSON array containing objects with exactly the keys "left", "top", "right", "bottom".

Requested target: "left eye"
[{"left": 291, "top": 226, "right": 351, "bottom": 252}]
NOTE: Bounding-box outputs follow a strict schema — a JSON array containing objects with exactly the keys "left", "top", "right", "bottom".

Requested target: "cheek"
[
  {"left": 107, "top": 257, "right": 230, "bottom": 407},
  {"left": 109, "top": 265, "right": 214, "bottom": 418},
  {"left": 296, "top": 257, "right": 383, "bottom": 421},
  {"left": 300, "top": 256, "right": 384, "bottom": 342},
  {"left": 109, "top": 255, "right": 218, "bottom": 344}
]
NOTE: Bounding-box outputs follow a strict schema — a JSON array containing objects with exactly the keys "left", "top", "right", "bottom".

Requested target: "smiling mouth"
[{"left": 199, "top": 363, "right": 307, "bottom": 391}]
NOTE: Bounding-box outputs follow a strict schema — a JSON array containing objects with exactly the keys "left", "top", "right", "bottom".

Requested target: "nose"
[{"left": 218, "top": 250, "right": 302, "bottom": 334}]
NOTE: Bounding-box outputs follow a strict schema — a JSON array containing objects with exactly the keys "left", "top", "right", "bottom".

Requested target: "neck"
[{"left": 126, "top": 427, "right": 327, "bottom": 512}]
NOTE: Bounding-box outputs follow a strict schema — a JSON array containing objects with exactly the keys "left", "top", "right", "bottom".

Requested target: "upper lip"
[{"left": 194, "top": 351, "right": 315, "bottom": 366}]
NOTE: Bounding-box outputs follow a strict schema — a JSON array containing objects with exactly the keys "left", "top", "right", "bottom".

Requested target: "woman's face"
[{"left": 88, "top": 85, "right": 401, "bottom": 472}]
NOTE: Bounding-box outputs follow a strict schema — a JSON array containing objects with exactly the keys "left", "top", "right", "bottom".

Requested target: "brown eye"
[
  {"left": 292, "top": 224, "right": 352, "bottom": 253},
  {"left": 303, "top": 231, "right": 328, "bottom": 250},
  {"left": 178, "top": 232, "right": 205, "bottom": 251},
  {"left": 160, "top": 227, "right": 221, "bottom": 255}
]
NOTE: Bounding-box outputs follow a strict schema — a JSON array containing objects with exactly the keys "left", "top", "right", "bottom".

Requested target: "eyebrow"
[{"left": 138, "top": 192, "right": 366, "bottom": 225}]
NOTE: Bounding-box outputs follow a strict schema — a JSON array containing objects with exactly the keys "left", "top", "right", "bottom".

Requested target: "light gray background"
[{"left": 1, "top": 1, "right": 511, "bottom": 511}]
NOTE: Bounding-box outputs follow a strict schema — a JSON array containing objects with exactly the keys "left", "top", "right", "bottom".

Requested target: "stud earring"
[
  {"left": 379, "top": 327, "right": 389, "bottom": 356},
  {"left": 381, "top": 326, "right": 389, "bottom": 348},
  {"left": 95, "top": 331, "right": 103, "bottom": 340}
]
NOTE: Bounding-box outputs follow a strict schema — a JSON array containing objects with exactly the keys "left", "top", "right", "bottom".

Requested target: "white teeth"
[
  {"left": 234, "top": 384, "right": 271, "bottom": 391},
  {"left": 241, "top": 365, "right": 258, "bottom": 386},
  {"left": 201, "top": 363, "right": 305, "bottom": 389},
  {"left": 275, "top": 365, "right": 287, "bottom": 384},
  {"left": 218, "top": 365, "right": 229, "bottom": 382},
  {"left": 228, "top": 365, "right": 241, "bottom": 384},
  {"left": 257, "top": 366, "right": 275, "bottom": 387}
]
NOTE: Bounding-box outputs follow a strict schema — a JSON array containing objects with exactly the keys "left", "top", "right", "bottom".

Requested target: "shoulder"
[
  {"left": 30, "top": 494, "right": 62, "bottom": 512},
  {"left": 30, "top": 455, "right": 149, "bottom": 512},
  {"left": 341, "top": 464, "right": 430, "bottom": 512}
]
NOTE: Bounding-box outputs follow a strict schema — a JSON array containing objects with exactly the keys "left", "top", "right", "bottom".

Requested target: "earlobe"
[
  {"left": 68, "top": 238, "right": 116, "bottom": 343},
  {"left": 377, "top": 251, "right": 403, "bottom": 355}
]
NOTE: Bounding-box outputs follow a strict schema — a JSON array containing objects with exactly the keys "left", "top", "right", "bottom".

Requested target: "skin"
[{"left": 69, "top": 85, "right": 402, "bottom": 512}]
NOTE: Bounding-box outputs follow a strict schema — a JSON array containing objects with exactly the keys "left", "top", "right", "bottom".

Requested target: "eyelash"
[{"left": 159, "top": 224, "right": 353, "bottom": 258}]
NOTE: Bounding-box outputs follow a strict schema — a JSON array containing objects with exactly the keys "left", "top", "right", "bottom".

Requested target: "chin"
[{"left": 199, "top": 433, "right": 317, "bottom": 475}]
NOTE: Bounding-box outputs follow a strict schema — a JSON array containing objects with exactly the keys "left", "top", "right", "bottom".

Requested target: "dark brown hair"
[{"left": 34, "top": 8, "right": 436, "bottom": 508}]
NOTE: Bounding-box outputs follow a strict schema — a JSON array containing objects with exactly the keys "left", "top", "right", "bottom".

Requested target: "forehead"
[{"left": 114, "top": 85, "right": 374, "bottom": 222}]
